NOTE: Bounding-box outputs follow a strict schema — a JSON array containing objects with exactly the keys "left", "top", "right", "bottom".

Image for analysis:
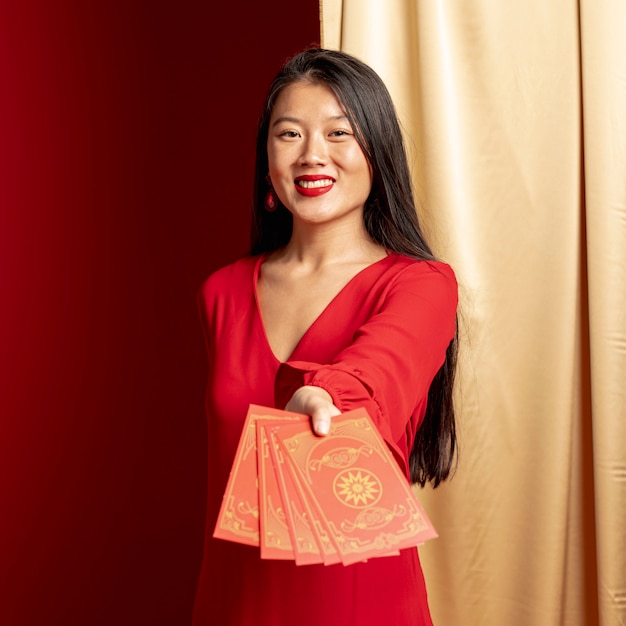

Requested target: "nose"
[{"left": 298, "top": 132, "right": 327, "bottom": 166}]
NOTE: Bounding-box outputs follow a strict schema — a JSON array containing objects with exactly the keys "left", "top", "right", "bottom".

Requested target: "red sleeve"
[{"left": 274, "top": 261, "right": 458, "bottom": 467}]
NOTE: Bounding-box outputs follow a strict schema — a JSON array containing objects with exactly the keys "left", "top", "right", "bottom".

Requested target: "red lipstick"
[{"left": 294, "top": 174, "right": 335, "bottom": 197}]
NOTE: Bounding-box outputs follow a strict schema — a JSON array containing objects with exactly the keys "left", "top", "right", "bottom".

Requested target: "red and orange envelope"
[{"left": 213, "top": 405, "right": 437, "bottom": 566}]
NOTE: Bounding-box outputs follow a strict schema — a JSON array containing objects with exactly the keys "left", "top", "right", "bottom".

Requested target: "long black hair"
[{"left": 251, "top": 48, "right": 458, "bottom": 488}]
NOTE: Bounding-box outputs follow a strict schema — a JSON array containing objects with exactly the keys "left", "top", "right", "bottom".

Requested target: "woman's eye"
[
  {"left": 279, "top": 130, "right": 299, "bottom": 138},
  {"left": 330, "top": 130, "right": 350, "bottom": 137}
]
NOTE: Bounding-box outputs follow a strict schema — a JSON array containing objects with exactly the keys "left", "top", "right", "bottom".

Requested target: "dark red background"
[{"left": 0, "top": 2, "right": 319, "bottom": 624}]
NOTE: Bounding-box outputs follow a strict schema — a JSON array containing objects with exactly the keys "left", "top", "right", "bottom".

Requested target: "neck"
[{"left": 279, "top": 220, "right": 385, "bottom": 268}]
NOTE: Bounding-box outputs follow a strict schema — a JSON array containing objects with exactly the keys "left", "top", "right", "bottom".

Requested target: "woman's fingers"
[{"left": 285, "top": 385, "right": 340, "bottom": 436}]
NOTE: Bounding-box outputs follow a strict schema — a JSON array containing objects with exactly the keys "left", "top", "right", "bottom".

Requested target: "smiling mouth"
[{"left": 295, "top": 178, "right": 334, "bottom": 189}]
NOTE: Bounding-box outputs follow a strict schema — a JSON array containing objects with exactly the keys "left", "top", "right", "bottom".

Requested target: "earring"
[{"left": 264, "top": 176, "right": 278, "bottom": 212}]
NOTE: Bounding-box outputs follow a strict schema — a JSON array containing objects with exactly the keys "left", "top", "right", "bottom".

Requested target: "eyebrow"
[{"left": 271, "top": 114, "right": 349, "bottom": 127}]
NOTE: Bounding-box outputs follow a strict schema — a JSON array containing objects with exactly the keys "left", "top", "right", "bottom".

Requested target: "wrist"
[{"left": 293, "top": 385, "right": 333, "bottom": 406}]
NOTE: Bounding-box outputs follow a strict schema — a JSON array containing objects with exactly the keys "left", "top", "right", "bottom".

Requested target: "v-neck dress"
[{"left": 193, "top": 252, "right": 457, "bottom": 626}]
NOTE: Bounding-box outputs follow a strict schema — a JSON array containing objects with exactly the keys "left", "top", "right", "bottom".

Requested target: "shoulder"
[
  {"left": 200, "top": 255, "right": 259, "bottom": 293},
  {"left": 387, "top": 254, "right": 456, "bottom": 278},
  {"left": 384, "top": 254, "right": 457, "bottom": 299},
  {"left": 198, "top": 255, "right": 260, "bottom": 309},
  {"left": 375, "top": 256, "right": 458, "bottom": 339}
]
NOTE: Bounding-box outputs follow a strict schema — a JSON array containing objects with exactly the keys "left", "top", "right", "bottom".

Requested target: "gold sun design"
[{"left": 333, "top": 469, "right": 382, "bottom": 508}]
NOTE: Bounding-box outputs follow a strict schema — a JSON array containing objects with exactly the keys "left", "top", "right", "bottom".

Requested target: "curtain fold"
[
  {"left": 321, "top": 1, "right": 625, "bottom": 624},
  {"left": 580, "top": 1, "right": 626, "bottom": 624}
]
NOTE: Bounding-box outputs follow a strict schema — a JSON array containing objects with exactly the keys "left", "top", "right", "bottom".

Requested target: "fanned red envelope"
[
  {"left": 263, "top": 426, "right": 326, "bottom": 565},
  {"left": 214, "top": 405, "right": 437, "bottom": 566},
  {"left": 213, "top": 405, "right": 307, "bottom": 546},
  {"left": 273, "top": 409, "right": 437, "bottom": 565}
]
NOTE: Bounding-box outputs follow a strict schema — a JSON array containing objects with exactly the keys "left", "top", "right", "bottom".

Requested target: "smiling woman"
[
  {"left": 193, "top": 48, "right": 460, "bottom": 626},
  {"left": 267, "top": 81, "right": 373, "bottom": 229}
]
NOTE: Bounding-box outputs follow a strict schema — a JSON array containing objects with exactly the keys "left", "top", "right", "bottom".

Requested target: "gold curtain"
[{"left": 321, "top": 1, "right": 626, "bottom": 625}]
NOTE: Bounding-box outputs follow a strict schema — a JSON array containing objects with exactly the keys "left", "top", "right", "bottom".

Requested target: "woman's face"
[{"left": 267, "top": 81, "right": 372, "bottom": 229}]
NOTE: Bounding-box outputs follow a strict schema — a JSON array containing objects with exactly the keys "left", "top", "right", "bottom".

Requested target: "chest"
[{"left": 257, "top": 267, "right": 373, "bottom": 363}]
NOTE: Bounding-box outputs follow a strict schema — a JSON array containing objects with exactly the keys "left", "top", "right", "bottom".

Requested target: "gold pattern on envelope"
[
  {"left": 333, "top": 468, "right": 382, "bottom": 508},
  {"left": 219, "top": 423, "right": 259, "bottom": 532},
  {"left": 265, "top": 495, "right": 289, "bottom": 548},
  {"left": 309, "top": 445, "right": 373, "bottom": 471},
  {"left": 341, "top": 504, "right": 406, "bottom": 532},
  {"left": 218, "top": 497, "right": 258, "bottom": 534}
]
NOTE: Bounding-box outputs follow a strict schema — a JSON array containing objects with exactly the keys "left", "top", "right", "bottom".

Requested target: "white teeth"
[{"left": 297, "top": 179, "right": 333, "bottom": 188}]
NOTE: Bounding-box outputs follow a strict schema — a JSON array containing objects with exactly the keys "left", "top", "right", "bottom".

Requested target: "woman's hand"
[{"left": 284, "top": 385, "right": 341, "bottom": 436}]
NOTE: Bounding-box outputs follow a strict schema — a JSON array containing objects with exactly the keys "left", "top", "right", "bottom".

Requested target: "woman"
[{"left": 193, "top": 48, "right": 458, "bottom": 626}]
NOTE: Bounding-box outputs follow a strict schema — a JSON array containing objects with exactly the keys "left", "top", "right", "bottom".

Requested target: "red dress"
[{"left": 193, "top": 252, "right": 457, "bottom": 626}]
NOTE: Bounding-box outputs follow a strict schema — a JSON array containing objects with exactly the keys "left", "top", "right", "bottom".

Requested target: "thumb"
[{"left": 311, "top": 403, "right": 341, "bottom": 436}]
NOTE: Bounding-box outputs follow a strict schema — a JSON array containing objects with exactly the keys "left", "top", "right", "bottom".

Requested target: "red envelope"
[
  {"left": 273, "top": 408, "right": 438, "bottom": 565},
  {"left": 213, "top": 405, "right": 307, "bottom": 546},
  {"left": 257, "top": 423, "right": 295, "bottom": 560},
  {"left": 265, "top": 425, "right": 340, "bottom": 566},
  {"left": 263, "top": 425, "right": 325, "bottom": 565}
]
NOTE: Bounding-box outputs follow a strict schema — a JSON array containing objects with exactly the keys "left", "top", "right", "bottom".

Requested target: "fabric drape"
[{"left": 320, "top": 1, "right": 626, "bottom": 625}]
